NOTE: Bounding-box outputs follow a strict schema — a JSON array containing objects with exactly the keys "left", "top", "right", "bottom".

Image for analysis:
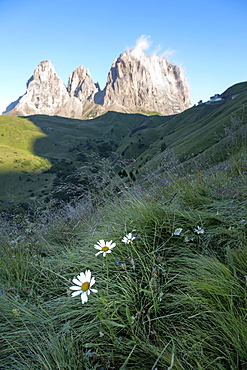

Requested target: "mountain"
[
  {"left": 103, "top": 50, "right": 191, "bottom": 115},
  {"left": 6, "top": 60, "right": 70, "bottom": 116},
  {"left": 3, "top": 50, "right": 191, "bottom": 118}
]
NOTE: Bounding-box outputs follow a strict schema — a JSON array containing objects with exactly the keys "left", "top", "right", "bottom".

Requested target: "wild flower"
[
  {"left": 173, "top": 228, "right": 182, "bottom": 236},
  {"left": 122, "top": 232, "right": 136, "bottom": 244},
  {"left": 194, "top": 226, "right": 204, "bottom": 234},
  {"left": 92, "top": 352, "right": 98, "bottom": 361},
  {"left": 184, "top": 236, "right": 195, "bottom": 243},
  {"left": 156, "top": 255, "right": 163, "bottom": 262},
  {"left": 69, "top": 270, "right": 97, "bottom": 304},
  {"left": 12, "top": 309, "right": 20, "bottom": 317},
  {"left": 102, "top": 359, "right": 111, "bottom": 366},
  {"left": 152, "top": 268, "right": 158, "bottom": 278},
  {"left": 94, "top": 239, "right": 116, "bottom": 257},
  {"left": 129, "top": 256, "right": 135, "bottom": 269},
  {"left": 7, "top": 287, "right": 15, "bottom": 293}
]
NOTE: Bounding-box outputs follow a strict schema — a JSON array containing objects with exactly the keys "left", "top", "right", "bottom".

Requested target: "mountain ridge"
[{"left": 3, "top": 49, "right": 191, "bottom": 118}]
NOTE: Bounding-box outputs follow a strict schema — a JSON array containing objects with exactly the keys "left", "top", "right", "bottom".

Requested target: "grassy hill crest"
[{"left": 0, "top": 81, "right": 246, "bottom": 209}]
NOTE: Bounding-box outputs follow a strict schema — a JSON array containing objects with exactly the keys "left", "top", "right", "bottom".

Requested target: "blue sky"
[{"left": 0, "top": 0, "right": 246, "bottom": 114}]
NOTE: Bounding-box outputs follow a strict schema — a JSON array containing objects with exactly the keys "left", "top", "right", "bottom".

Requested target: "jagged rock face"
[
  {"left": 67, "top": 66, "right": 98, "bottom": 103},
  {"left": 15, "top": 60, "right": 70, "bottom": 116},
  {"left": 102, "top": 51, "right": 191, "bottom": 115},
  {"left": 4, "top": 51, "right": 191, "bottom": 118}
]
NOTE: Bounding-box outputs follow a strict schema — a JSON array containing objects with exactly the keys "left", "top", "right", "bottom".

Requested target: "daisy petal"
[
  {"left": 77, "top": 273, "right": 86, "bottom": 283},
  {"left": 108, "top": 241, "right": 116, "bottom": 248},
  {"left": 85, "top": 269, "right": 91, "bottom": 281},
  {"left": 95, "top": 251, "right": 103, "bottom": 256},
  {"left": 91, "top": 288, "right": 98, "bottom": 293},
  {"left": 72, "top": 278, "right": 82, "bottom": 286},
  {"left": 71, "top": 290, "right": 82, "bottom": 297},
  {"left": 81, "top": 293, "right": 88, "bottom": 304},
  {"left": 69, "top": 285, "right": 82, "bottom": 291},
  {"left": 90, "top": 276, "right": 96, "bottom": 286}
]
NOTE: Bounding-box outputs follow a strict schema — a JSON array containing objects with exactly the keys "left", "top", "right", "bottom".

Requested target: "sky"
[{"left": 0, "top": 0, "right": 246, "bottom": 114}]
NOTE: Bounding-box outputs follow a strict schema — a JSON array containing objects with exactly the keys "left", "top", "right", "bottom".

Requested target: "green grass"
[
  {"left": 0, "top": 146, "right": 246, "bottom": 369},
  {"left": 0, "top": 81, "right": 247, "bottom": 368},
  {"left": 0, "top": 116, "right": 51, "bottom": 173}
]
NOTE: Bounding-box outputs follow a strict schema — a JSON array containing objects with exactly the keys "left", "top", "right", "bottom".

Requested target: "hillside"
[
  {"left": 0, "top": 81, "right": 246, "bottom": 210},
  {"left": 0, "top": 82, "right": 246, "bottom": 369}
]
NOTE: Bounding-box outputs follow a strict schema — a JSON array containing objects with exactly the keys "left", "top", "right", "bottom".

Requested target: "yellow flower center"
[
  {"left": 102, "top": 246, "right": 109, "bottom": 252},
  {"left": 127, "top": 238, "right": 132, "bottom": 242},
  {"left": 81, "top": 282, "right": 90, "bottom": 291}
]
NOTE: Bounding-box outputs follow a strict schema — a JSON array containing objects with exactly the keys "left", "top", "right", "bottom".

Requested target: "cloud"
[
  {"left": 127, "top": 35, "right": 152, "bottom": 59},
  {"left": 160, "top": 48, "right": 175, "bottom": 61},
  {"left": 127, "top": 35, "right": 175, "bottom": 63}
]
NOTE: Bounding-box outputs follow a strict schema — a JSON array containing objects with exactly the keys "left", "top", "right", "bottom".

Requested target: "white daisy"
[
  {"left": 122, "top": 233, "right": 136, "bottom": 244},
  {"left": 94, "top": 239, "right": 116, "bottom": 257},
  {"left": 173, "top": 228, "right": 182, "bottom": 236},
  {"left": 194, "top": 226, "right": 204, "bottom": 234},
  {"left": 69, "top": 269, "right": 97, "bottom": 304}
]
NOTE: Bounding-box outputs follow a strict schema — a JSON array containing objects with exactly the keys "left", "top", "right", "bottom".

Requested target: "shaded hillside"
[{"left": 0, "top": 82, "right": 246, "bottom": 210}]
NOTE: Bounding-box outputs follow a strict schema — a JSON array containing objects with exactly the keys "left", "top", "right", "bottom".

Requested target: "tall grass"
[{"left": 0, "top": 146, "right": 246, "bottom": 369}]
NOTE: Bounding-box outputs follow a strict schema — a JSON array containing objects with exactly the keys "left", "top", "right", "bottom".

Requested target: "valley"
[{"left": 0, "top": 81, "right": 246, "bottom": 211}]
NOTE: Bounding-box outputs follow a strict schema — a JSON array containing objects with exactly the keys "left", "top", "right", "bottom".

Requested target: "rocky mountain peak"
[
  {"left": 4, "top": 44, "right": 191, "bottom": 118},
  {"left": 9, "top": 60, "right": 69, "bottom": 116},
  {"left": 67, "top": 66, "right": 98, "bottom": 103},
  {"left": 103, "top": 50, "right": 191, "bottom": 115}
]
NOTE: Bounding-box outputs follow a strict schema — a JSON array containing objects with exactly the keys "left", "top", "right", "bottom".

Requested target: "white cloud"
[
  {"left": 160, "top": 48, "right": 175, "bottom": 62},
  {"left": 127, "top": 35, "right": 176, "bottom": 64},
  {"left": 127, "top": 35, "right": 152, "bottom": 59},
  {"left": 124, "top": 36, "right": 179, "bottom": 88}
]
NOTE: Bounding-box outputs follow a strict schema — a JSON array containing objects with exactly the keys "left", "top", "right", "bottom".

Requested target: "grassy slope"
[
  {"left": 0, "top": 82, "right": 246, "bottom": 209},
  {"left": 134, "top": 89, "right": 247, "bottom": 166},
  {"left": 0, "top": 82, "right": 246, "bottom": 369},
  {"left": 0, "top": 145, "right": 246, "bottom": 369},
  {"left": 0, "top": 116, "right": 51, "bottom": 173}
]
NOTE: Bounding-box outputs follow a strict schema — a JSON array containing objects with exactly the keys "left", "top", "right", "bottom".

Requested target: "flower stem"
[{"left": 106, "top": 254, "right": 109, "bottom": 295}]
